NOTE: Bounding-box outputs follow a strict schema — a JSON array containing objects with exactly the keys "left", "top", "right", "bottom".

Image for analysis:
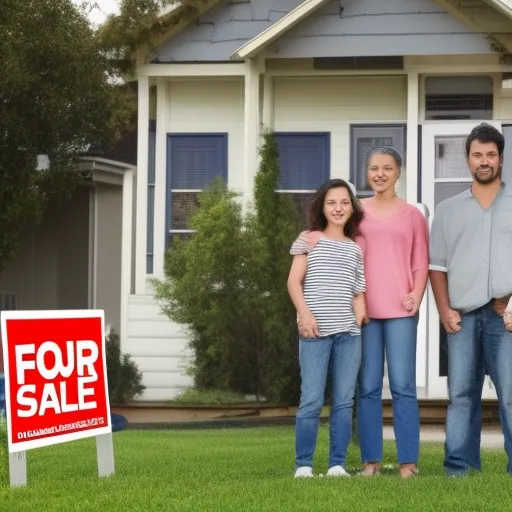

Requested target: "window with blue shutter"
[
  {"left": 274, "top": 133, "right": 330, "bottom": 225},
  {"left": 166, "top": 134, "right": 227, "bottom": 247}
]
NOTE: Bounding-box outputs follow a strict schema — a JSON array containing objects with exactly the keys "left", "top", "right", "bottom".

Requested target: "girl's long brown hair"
[{"left": 307, "top": 179, "right": 364, "bottom": 240}]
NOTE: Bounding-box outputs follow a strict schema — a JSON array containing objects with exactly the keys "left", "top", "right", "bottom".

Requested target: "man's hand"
[
  {"left": 492, "top": 296, "right": 511, "bottom": 316},
  {"left": 440, "top": 308, "right": 462, "bottom": 334},
  {"left": 504, "top": 311, "right": 512, "bottom": 332},
  {"left": 298, "top": 310, "right": 320, "bottom": 338}
]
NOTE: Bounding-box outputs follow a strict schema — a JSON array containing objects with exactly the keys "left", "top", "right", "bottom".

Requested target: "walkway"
[{"left": 384, "top": 425, "right": 504, "bottom": 449}]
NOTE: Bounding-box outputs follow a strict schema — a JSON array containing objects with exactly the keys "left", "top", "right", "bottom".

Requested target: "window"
[
  {"left": 425, "top": 76, "right": 493, "bottom": 121},
  {"left": 275, "top": 133, "right": 330, "bottom": 225},
  {"left": 166, "top": 134, "right": 228, "bottom": 247},
  {"left": 350, "top": 124, "right": 406, "bottom": 197}
]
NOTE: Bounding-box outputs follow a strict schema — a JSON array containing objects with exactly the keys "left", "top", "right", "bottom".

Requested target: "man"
[{"left": 429, "top": 122, "right": 512, "bottom": 477}]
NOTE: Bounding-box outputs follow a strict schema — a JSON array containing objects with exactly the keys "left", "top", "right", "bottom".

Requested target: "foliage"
[
  {"left": 0, "top": 0, "right": 134, "bottom": 272},
  {"left": 170, "top": 388, "right": 252, "bottom": 405},
  {"left": 153, "top": 178, "right": 262, "bottom": 396},
  {"left": 105, "top": 329, "right": 145, "bottom": 404},
  {"left": 152, "top": 130, "right": 303, "bottom": 404},
  {"left": 97, "top": 0, "right": 217, "bottom": 74},
  {"left": 0, "top": 422, "right": 6, "bottom": 487},
  {"left": 249, "top": 129, "right": 303, "bottom": 404}
]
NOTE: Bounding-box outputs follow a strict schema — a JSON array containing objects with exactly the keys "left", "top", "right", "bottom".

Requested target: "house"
[
  {"left": 4, "top": 0, "right": 512, "bottom": 403},
  {"left": 0, "top": 156, "right": 136, "bottom": 365}
]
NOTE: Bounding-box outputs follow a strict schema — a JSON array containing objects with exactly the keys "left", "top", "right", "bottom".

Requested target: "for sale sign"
[{"left": 0, "top": 310, "right": 111, "bottom": 453}]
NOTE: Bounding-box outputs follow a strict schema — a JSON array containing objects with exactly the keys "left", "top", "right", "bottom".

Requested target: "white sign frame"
[{"left": 1, "top": 309, "right": 115, "bottom": 487}]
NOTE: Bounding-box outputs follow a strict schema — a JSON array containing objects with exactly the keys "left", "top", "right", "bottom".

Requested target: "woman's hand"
[
  {"left": 298, "top": 310, "right": 320, "bottom": 338},
  {"left": 403, "top": 292, "right": 420, "bottom": 315}
]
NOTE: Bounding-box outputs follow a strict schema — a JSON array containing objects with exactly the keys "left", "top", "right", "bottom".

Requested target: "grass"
[{"left": 0, "top": 425, "right": 510, "bottom": 511}]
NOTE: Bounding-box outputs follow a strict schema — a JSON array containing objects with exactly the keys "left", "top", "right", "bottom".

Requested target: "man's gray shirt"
[{"left": 429, "top": 182, "right": 512, "bottom": 314}]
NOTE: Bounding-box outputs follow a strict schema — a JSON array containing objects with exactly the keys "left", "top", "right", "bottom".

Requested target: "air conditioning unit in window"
[{"left": 501, "top": 73, "right": 512, "bottom": 97}]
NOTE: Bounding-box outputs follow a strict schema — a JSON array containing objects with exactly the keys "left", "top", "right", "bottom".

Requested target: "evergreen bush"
[{"left": 105, "top": 329, "right": 145, "bottom": 404}]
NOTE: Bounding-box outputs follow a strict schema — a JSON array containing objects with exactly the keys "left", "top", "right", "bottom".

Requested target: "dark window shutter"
[
  {"left": 275, "top": 133, "right": 330, "bottom": 190},
  {"left": 168, "top": 135, "right": 227, "bottom": 190}
]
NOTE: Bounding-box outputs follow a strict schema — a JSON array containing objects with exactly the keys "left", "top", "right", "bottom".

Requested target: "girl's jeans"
[{"left": 295, "top": 332, "right": 361, "bottom": 468}]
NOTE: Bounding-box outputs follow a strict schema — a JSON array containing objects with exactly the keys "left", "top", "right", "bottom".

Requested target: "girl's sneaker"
[
  {"left": 294, "top": 466, "right": 314, "bottom": 478},
  {"left": 327, "top": 465, "right": 350, "bottom": 477}
]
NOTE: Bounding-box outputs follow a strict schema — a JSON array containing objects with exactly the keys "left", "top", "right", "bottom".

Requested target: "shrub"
[
  {"left": 152, "top": 129, "right": 302, "bottom": 404},
  {"left": 105, "top": 329, "right": 145, "bottom": 404}
]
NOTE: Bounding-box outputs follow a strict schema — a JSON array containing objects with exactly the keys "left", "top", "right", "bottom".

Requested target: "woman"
[
  {"left": 356, "top": 147, "right": 429, "bottom": 479},
  {"left": 287, "top": 179, "right": 366, "bottom": 478}
]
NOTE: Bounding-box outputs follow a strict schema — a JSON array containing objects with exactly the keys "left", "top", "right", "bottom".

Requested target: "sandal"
[
  {"left": 399, "top": 463, "right": 419, "bottom": 479},
  {"left": 359, "top": 462, "right": 381, "bottom": 477}
]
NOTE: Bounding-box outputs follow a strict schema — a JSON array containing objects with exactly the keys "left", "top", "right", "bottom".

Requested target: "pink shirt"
[{"left": 357, "top": 202, "right": 429, "bottom": 319}]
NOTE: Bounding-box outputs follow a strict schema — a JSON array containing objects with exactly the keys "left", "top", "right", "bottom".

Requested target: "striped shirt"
[{"left": 290, "top": 234, "right": 366, "bottom": 337}]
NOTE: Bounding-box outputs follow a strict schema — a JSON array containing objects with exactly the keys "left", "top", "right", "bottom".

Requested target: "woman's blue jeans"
[{"left": 356, "top": 316, "right": 419, "bottom": 465}]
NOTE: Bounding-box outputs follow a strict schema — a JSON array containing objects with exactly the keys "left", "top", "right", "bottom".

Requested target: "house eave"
[
  {"left": 230, "top": 0, "right": 330, "bottom": 60},
  {"left": 484, "top": 0, "right": 512, "bottom": 20}
]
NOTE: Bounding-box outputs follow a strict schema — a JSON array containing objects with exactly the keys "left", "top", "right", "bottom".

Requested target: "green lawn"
[{"left": 0, "top": 425, "right": 510, "bottom": 511}]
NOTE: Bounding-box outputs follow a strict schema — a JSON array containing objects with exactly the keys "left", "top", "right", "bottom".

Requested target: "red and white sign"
[{"left": 0, "top": 310, "right": 111, "bottom": 453}]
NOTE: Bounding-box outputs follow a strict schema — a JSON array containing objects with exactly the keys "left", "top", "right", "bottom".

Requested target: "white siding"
[
  {"left": 126, "top": 294, "right": 193, "bottom": 401},
  {"left": 496, "top": 87, "right": 512, "bottom": 121},
  {"left": 95, "top": 182, "right": 123, "bottom": 332},
  {"left": 273, "top": 76, "right": 408, "bottom": 182},
  {"left": 167, "top": 78, "right": 245, "bottom": 191}
]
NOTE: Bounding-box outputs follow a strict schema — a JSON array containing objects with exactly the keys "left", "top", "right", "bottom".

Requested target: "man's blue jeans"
[
  {"left": 444, "top": 302, "right": 512, "bottom": 476},
  {"left": 295, "top": 332, "right": 361, "bottom": 469},
  {"left": 357, "top": 316, "right": 419, "bottom": 465}
]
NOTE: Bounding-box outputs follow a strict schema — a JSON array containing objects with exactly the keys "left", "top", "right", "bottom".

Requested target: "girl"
[
  {"left": 287, "top": 178, "right": 366, "bottom": 478},
  {"left": 355, "top": 146, "right": 429, "bottom": 479}
]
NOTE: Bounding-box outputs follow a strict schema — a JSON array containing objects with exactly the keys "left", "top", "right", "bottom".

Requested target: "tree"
[
  {"left": 153, "top": 179, "right": 262, "bottom": 396},
  {"left": 0, "top": 0, "right": 133, "bottom": 271},
  {"left": 247, "top": 129, "right": 303, "bottom": 403},
  {"left": 97, "top": 0, "right": 217, "bottom": 74}
]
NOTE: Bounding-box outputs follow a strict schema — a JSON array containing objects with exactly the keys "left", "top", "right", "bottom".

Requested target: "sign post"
[{"left": 0, "top": 309, "right": 114, "bottom": 487}]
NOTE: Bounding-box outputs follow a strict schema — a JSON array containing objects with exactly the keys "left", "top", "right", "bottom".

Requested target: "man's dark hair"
[
  {"left": 307, "top": 179, "right": 364, "bottom": 240},
  {"left": 465, "top": 123, "right": 505, "bottom": 157}
]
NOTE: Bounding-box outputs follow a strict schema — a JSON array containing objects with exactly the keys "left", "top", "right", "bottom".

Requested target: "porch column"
[
  {"left": 243, "top": 59, "right": 261, "bottom": 203},
  {"left": 262, "top": 73, "right": 274, "bottom": 129},
  {"left": 405, "top": 71, "right": 419, "bottom": 203},
  {"left": 120, "top": 167, "right": 135, "bottom": 351},
  {"left": 135, "top": 75, "right": 150, "bottom": 294},
  {"left": 152, "top": 77, "right": 169, "bottom": 280}
]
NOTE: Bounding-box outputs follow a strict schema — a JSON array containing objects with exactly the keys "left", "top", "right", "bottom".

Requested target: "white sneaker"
[
  {"left": 294, "top": 466, "right": 314, "bottom": 478},
  {"left": 327, "top": 465, "right": 350, "bottom": 477}
]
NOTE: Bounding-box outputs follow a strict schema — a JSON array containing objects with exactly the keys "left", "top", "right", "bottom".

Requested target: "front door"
[{"left": 421, "top": 122, "right": 501, "bottom": 399}]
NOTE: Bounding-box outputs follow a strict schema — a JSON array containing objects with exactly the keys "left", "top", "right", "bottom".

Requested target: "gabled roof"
[
  {"left": 231, "top": 0, "right": 329, "bottom": 60},
  {"left": 231, "top": 0, "right": 512, "bottom": 60}
]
